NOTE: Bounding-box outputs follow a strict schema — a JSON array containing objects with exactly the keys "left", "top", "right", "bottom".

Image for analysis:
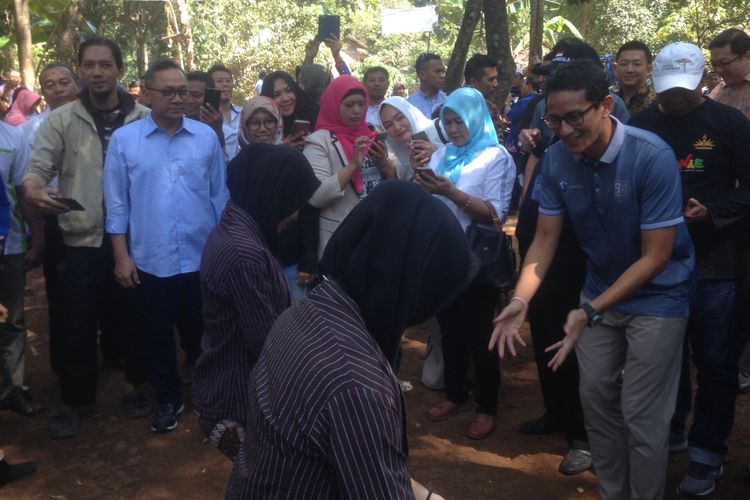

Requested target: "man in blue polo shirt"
[{"left": 490, "top": 59, "right": 694, "bottom": 499}]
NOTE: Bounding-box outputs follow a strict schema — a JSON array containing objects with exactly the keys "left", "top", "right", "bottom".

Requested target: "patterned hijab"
[
  {"left": 295, "top": 64, "right": 332, "bottom": 104},
  {"left": 239, "top": 96, "right": 284, "bottom": 148},
  {"left": 315, "top": 75, "right": 376, "bottom": 193},
  {"left": 436, "top": 87, "right": 499, "bottom": 184}
]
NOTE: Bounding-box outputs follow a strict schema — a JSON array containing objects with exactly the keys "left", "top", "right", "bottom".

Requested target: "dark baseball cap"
[{"left": 532, "top": 38, "right": 602, "bottom": 75}]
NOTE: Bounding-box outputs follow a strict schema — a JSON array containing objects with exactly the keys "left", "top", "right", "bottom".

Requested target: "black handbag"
[{"left": 466, "top": 200, "right": 517, "bottom": 290}]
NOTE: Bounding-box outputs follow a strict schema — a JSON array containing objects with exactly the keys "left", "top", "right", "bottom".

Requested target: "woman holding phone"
[
  {"left": 304, "top": 75, "right": 396, "bottom": 258},
  {"left": 378, "top": 96, "right": 446, "bottom": 181},
  {"left": 261, "top": 71, "right": 319, "bottom": 150},
  {"left": 414, "top": 87, "right": 515, "bottom": 440}
]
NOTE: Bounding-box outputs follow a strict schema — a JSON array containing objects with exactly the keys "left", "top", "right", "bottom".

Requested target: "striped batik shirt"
[
  {"left": 225, "top": 279, "right": 415, "bottom": 499},
  {"left": 192, "top": 201, "right": 289, "bottom": 424}
]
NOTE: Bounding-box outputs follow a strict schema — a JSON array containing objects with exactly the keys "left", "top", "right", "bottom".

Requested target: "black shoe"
[
  {"left": 150, "top": 403, "right": 184, "bottom": 434},
  {"left": 48, "top": 405, "right": 79, "bottom": 439},
  {"left": 122, "top": 389, "right": 155, "bottom": 419},
  {"left": 520, "top": 413, "right": 559, "bottom": 435},
  {"left": 0, "top": 458, "right": 36, "bottom": 488}
]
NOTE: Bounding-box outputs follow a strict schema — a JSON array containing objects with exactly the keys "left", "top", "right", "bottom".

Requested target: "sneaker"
[
  {"left": 559, "top": 448, "right": 593, "bottom": 475},
  {"left": 122, "top": 389, "right": 155, "bottom": 419},
  {"left": 739, "top": 370, "right": 750, "bottom": 394},
  {"left": 48, "top": 405, "right": 79, "bottom": 439},
  {"left": 520, "top": 413, "right": 559, "bottom": 435},
  {"left": 150, "top": 403, "right": 184, "bottom": 434},
  {"left": 678, "top": 461, "right": 724, "bottom": 496},
  {"left": 669, "top": 430, "right": 688, "bottom": 452}
]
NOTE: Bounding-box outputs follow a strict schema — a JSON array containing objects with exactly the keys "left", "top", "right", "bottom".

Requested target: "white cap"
[{"left": 652, "top": 42, "right": 704, "bottom": 93}]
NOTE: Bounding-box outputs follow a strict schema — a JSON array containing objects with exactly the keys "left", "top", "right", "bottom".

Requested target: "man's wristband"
[{"left": 511, "top": 296, "right": 529, "bottom": 308}]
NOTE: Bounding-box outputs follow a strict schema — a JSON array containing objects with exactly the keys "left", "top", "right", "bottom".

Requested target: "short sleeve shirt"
[{"left": 539, "top": 118, "right": 694, "bottom": 317}]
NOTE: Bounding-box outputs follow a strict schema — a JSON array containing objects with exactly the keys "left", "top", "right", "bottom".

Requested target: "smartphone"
[
  {"left": 415, "top": 167, "right": 436, "bottom": 179},
  {"left": 204, "top": 88, "right": 222, "bottom": 110},
  {"left": 49, "top": 195, "right": 84, "bottom": 211},
  {"left": 411, "top": 131, "right": 428, "bottom": 142},
  {"left": 376, "top": 132, "right": 389, "bottom": 144},
  {"left": 317, "top": 15, "right": 340, "bottom": 41},
  {"left": 291, "top": 120, "right": 311, "bottom": 136}
]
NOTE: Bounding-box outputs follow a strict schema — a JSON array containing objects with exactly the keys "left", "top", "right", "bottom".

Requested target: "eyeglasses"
[
  {"left": 246, "top": 118, "right": 277, "bottom": 131},
  {"left": 188, "top": 90, "right": 204, "bottom": 99},
  {"left": 543, "top": 103, "right": 598, "bottom": 129},
  {"left": 145, "top": 87, "right": 189, "bottom": 99},
  {"left": 710, "top": 55, "right": 740, "bottom": 70}
]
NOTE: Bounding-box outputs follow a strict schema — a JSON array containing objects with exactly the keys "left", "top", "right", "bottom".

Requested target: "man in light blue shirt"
[
  {"left": 104, "top": 60, "right": 229, "bottom": 434},
  {"left": 407, "top": 52, "right": 447, "bottom": 119}
]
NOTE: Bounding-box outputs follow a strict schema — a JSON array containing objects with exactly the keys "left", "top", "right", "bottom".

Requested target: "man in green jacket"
[{"left": 22, "top": 37, "right": 152, "bottom": 439}]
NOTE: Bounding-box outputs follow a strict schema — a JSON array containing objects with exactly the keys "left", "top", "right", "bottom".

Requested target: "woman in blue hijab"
[{"left": 415, "top": 87, "right": 516, "bottom": 440}]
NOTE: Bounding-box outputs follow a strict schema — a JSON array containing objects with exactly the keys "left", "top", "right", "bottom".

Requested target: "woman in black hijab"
[
  {"left": 261, "top": 71, "right": 319, "bottom": 150},
  {"left": 226, "top": 180, "right": 471, "bottom": 499},
  {"left": 192, "top": 143, "right": 319, "bottom": 462}
]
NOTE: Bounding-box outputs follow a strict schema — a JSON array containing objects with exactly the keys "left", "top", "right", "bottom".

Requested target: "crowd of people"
[{"left": 0, "top": 25, "right": 749, "bottom": 499}]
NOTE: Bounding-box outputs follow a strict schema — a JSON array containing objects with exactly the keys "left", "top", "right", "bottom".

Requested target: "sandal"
[
  {"left": 0, "top": 387, "right": 44, "bottom": 417},
  {"left": 426, "top": 400, "right": 466, "bottom": 422}
]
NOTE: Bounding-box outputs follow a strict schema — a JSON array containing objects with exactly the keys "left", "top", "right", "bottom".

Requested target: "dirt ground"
[{"left": 2, "top": 268, "right": 750, "bottom": 500}]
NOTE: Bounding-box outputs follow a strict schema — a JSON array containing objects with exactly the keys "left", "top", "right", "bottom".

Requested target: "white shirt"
[
  {"left": 428, "top": 145, "right": 515, "bottom": 231},
  {"left": 222, "top": 104, "right": 242, "bottom": 162},
  {"left": 366, "top": 105, "right": 382, "bottom": 129}
]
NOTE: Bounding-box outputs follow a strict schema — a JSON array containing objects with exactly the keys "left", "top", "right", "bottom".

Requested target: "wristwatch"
[{"left": 580, "top": 302, "right": 603, "bottom": 328}]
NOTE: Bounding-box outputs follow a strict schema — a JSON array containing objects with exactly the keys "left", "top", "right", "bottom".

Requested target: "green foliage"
[{"left": 581, "top": 0, "right": 668, "bottom": 54}]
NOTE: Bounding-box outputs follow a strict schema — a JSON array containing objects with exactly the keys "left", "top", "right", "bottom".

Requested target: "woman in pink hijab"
[
  {"left": 4, "top": 87, "right": 41, "bottom": 126},
  {"left": 303, "top": 75, "right": 395, "bottom": 257}
]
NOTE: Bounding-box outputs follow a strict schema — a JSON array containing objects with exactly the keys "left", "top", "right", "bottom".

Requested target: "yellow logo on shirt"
[{"left": 693, "top": 135, "right": 714, "bottom": 150}]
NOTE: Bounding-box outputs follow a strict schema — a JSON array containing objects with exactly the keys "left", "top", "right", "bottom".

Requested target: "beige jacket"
[
  {"left": 304, "top": 130, "right": 361, "bottom": 258},
  {"left": 24, "top": 98, "right": 149, "bottom": 247}
]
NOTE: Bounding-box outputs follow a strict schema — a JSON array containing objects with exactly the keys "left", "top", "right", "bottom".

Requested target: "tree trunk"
[
  {"left": 529, "top": 0, "right": 544, "bottom": 69},
  {"left": 164, "top": 1, "right": 184, "bottom": 68},
  {"left": 175, "top": 0, "right": 195, "bottom": 71},
  {"left": 444, "top": 0, "right": 482, "bottom": 93},
  {"left": 581, "top": 0, "right": 591, "bottom": 40},
  {"left": 13, "top": 0, "right": 34, "bottom": 88},
  {"left": 483, "top": 0, "right": 514, "bottom": 108},
  {"left": 46, "top": 0, "right": 84, "bottom": 68},
  {"left": 137, "top": 36, "right": 149, "bottom": 77}
]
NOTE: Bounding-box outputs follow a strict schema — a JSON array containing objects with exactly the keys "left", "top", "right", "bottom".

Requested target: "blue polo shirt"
[{"left": 539, "top": 118, "right": 694, "bottom": 317}]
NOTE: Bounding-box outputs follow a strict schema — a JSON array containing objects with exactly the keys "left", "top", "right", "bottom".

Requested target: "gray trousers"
[
  {"left": 0, "top": 253, "right": 26, "bottom": 401},
  {"left": 576, "top": 309, "right": 687, "bottom": 500}
]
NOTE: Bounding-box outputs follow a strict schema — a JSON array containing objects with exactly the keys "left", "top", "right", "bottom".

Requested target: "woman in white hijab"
[{"left": 378, "top": 96, "right": 446, "bottom": 181}]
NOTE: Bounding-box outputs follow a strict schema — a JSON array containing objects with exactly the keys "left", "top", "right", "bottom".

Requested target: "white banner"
[{"left": 381, "top": 7, "right": 438, "bottom": 35}]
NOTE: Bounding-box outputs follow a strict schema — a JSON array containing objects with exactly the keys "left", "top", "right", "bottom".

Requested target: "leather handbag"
[{"left": 465, "top": 200, "right": 517, "bottom": 290}]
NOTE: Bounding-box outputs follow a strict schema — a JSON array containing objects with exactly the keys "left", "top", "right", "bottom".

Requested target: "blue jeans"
[
  {"left": 671, "top": 280, "right": 739, "bottom": 467},
  {"left": 283, "top": 265, "right": 310, "bottom": 304}
]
